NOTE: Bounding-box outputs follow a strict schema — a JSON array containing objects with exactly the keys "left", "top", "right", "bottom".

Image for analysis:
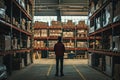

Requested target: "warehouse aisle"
[{"left": 8, "top": 59, "right": 112, "bottom": 80}]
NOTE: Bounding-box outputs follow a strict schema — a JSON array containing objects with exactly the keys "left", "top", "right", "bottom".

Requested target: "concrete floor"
[{"left": 8, "top": 59, "right": 112, "bottom": 80}]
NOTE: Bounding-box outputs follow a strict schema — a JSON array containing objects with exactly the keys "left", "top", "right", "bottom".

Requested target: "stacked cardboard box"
[
  {"left": 64, "top": 40, "right": 75, "bottom": 48},
  {"left": 77, "top": 30, "right": 87, "bottom": 37},
  {"left": 49, "top": 30, "right": 62, "bottom": 37},
  {"left": 27, "top": 21, "right": 31, "bottom": 32},
  {"left": 0, "top": 35, "right": 11, "bottom": 51},
  {"left": 77, "top": 42, "right": 87, "bottom": 48},
  {"left": 63, "top": 32, "right": 74, "bottom": 37},
  {"left": 48, "top": 41, "right": 57, "bottom": 48},
  {"left": 41, "top": 29, "right": 47, "bottom": 37},
  {"left": 21, "top": 18, "right": 26, "bottom": 30},
  {"left": 35, "top": 21, "right": 48, "bottom": 28},
  {"left": 34, "top": 30, "right": 40, "bottom": 37},
  {"left": 34, "top": 40, "right": 46, "bottom": 49}
]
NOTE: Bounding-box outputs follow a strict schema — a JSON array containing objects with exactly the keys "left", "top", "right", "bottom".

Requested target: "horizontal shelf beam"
[
  {"left": 0, "top": 48, "right": 32, "bottom": 55},
  {"left": 88, "top": 49, "right": 120, "bottom": 56}
]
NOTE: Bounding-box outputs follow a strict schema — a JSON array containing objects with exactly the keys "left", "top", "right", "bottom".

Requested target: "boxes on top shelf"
[
  {"left": 51, "top": 21, "right": 61, "bottom": 27},
  {"left": 62, "top": 20, "right": 75, "bottom": 27},
  {"left": 67, "top": 20, "right": 75, "bottom": 26},
  {"left": 77, "top": 21, "right": 87, "bottom": 28},
  {"left": 34, "top": 21, "right": 48, "bottom": 28}
]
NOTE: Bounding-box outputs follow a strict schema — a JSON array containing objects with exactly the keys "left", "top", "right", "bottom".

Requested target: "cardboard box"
[{"left": 0, "top": 35, "right": 11, "bottom": 50}]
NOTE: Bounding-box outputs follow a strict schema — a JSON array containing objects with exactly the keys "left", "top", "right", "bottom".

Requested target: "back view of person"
[{"left": 54, "top": 36, "right": 65, "bottom": 76}]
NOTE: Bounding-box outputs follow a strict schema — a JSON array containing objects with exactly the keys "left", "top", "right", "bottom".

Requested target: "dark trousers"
[{"left": 55, "top": 56, "right": 64, "bottom": 75}]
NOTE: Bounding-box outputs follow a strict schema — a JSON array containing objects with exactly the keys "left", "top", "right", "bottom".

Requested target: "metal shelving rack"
[
  {"left": 34, "top": 23, "right": 88, "bottom": 59},
  {"left": 88, "top": 0, "right": 120, "bottom": 78},
  {"left": 0, "top": 0, "right": 34, "bottom": 75}
]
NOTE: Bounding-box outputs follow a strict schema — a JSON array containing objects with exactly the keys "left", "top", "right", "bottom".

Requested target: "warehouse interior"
[{"left": 0, "top": 0, "right": 120, "bottom": 80}]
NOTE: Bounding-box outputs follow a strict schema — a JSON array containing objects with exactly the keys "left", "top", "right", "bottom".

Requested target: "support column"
[{"left": 57, "top": 10, "right": 61, "bottom": 21}]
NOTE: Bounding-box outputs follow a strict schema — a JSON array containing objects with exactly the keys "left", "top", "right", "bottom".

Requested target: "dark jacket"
[{"left": 54, "top": 42, "right": 65, "bottom": 57}]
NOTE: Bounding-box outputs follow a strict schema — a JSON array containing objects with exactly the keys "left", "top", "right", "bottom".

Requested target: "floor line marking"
[
  {"left": 73, "top": 65, "right": 87, "bottom": 80},
  {"left": 47, "top": 64, "right": 53, "bottom": 76}
]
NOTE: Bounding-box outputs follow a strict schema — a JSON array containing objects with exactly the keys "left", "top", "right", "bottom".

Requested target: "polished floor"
[{"left": 8, "top": 59, "right": 112, "bottom": 80}]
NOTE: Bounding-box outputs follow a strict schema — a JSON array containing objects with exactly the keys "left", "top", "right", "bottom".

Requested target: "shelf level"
[
  {"left": 88, "top": 49, "right": 120, "bottom": 56},
  {"left": 0, "top": 19, "right": 32, "bottom": 36},
  {"left": 12, "top": 0, "right": 32, "bottom": 20},
  {"left": 89, "top": 21, "right": 120, "bottom": 36},
  {"left": 89, "top": 0, "right": 110, "bottom": 20}
]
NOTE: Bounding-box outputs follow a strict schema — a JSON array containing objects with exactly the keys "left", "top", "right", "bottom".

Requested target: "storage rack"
[
  {"left": 34, "top": 21, "right": 89, "bottom": 59},
  {"left": 0, "top": 0, "right": 34, "bottom": 75},
  {"left": 88, "top": 0, "right": 120, "bottom": 78}
]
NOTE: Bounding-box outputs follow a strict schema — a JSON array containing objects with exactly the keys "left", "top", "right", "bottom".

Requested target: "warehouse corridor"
[{"left": 8, "top": 59, "right": 112, "bottom": 80}]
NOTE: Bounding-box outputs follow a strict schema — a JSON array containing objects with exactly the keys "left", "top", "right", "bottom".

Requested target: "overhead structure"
[{"left": 34, "top": 0, "right": 89, "bottom": 16}]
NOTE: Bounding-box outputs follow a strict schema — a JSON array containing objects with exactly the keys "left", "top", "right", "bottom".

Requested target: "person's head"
[{"left": 58, "top": 36, "right": 62, "bottom": 42}]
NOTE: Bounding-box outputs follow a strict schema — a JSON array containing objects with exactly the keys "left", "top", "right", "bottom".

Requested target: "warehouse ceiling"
[{"left": 34, "top": 0, "right": 89, "bottom": 16}]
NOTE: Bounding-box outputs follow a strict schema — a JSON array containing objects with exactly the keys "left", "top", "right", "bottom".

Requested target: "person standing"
[{"left": 54, "top": 36, "right": 65, "bottom": 76}]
